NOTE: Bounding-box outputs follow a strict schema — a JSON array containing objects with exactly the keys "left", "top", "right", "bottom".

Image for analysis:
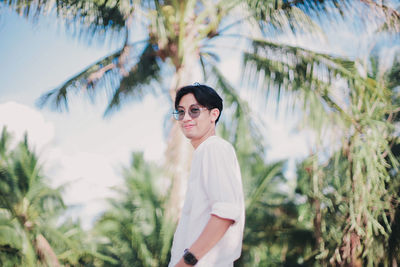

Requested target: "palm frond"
[
  {"left": 207, "top": 65, "right": 266, "bottom": 154},
  {"left": 94, "top": 152, "right": 173, "bottom": 266},
  {"left": 3, "top": 0, "right": 129, "bottom": 39},
  {"left": 386, "top": 52, "right": 400, "bottom": 90},
  {"left": 36, "top": 47, "right": 127, "bottom": 112},
  {"left": 103, "top": 43, "right": 161, "bottom": 116},
  {"left": 37, "top": 41, "right": 160, "bottom": 116},
  {"left": 243, "top": 38, "right": 370, "bottom": 131},
  {"left": 245, "top": 161, "right": 285, "bottom": 211},
  {"left": 245, "top": 0, "right": 326, "bottom": 36},
  {"left": 41, "top": 220, "right": 119, "bottom": 266},
  {"left": 0, "top": 217, "right": 22, "bottom": 251},
  {"left": 245, "top": 39, "right": 358, "bottom": 84},
  {"left": 3, "top": 0, "right": 54, "bottom": 19},
  {"left": 0, "top": 127, "right": 12, "bottom": 161},
  {"left": 246, "top": 0, "right": 400, "bottom": 35},
  {"left": 368, "top": 1, "right": 400, "bottom": 33},
  {"left": 0, "top": 168, "right": 17, "bottom": 212}
]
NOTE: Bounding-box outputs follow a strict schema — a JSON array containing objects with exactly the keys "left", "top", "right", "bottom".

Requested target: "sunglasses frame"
[{"left": 173, "top": 104, "right": 209, "bottom": 121}]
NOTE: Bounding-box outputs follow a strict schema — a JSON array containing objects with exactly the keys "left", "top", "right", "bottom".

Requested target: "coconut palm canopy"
[{"left": 3, "top": 0, "right": 398, "bottom": 115}]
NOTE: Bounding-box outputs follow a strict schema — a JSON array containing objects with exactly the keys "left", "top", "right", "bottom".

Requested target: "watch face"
[{"left": 183, "top": 250, "right": 198, "bottom": 265}]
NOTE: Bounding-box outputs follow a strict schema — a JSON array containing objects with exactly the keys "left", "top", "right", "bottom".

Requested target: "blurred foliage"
[
  {"left": 0, "top": 127, "right": 113, "bottom": 266},
  {"left": 0, "top": 126, "right": 63, "bottom": 266},
  {"left": 93, "top": 152, "right": 175, "bottom": 267},
  {"left": 244, "top": 34, "right": 400, "bottom": 266}
]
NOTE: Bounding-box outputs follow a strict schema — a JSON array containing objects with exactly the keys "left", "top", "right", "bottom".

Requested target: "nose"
[{"left": 182, "top": 111, "right": 192, "bottom": 121}]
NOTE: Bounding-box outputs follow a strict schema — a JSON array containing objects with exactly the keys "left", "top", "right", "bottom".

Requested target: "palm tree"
[
  {"left": 94, "top": 152, "right": 175, "bottom": 267},
  {"left": 215, "top": 94, "right": 316, "bottom": 265},
  {"left": 0, "top": 210, "right": 24, "bottom": 267},
  {"left": 40, "top": 217, "right": 118, "bottom": 266},
  {"left": 374, "top": 48, "right": 400, "bottom": 267},
  {"left": 0, "top": 127, "right": 114, "bottom": 266},
  {"left": 0, "top": 127, "right": 64, "bottom": 266},
  {"left": 242, "top": 26, "right": 400, "bottom": 265}
]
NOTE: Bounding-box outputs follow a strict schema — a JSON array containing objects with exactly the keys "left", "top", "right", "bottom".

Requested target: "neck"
[{"left": 191, "top": 128, "right": 216, "bottom": 149}]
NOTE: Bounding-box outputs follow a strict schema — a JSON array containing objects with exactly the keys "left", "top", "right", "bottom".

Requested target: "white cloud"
[
  {"left": 218, "top": 55, "right": 242, "bottom": 85},
  {"left": 45, "top": 94, "right": 169, "bottom": 228},
  {"left": 50, "top": 151, "right": 121, "bottom": 229},
  {"left": 0, "top": 101, "right": 55, "bottom": 150},
  {"left": 0, "top": 98, "right": 169, "bottom": 229},
  {"left": 264, "top": 118, "right": 310, "bottom": 162}
]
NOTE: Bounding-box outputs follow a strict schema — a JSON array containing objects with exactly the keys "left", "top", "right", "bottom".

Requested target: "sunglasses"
[{"left": 173, "top": 105, "right": 209, "bottom": 121}]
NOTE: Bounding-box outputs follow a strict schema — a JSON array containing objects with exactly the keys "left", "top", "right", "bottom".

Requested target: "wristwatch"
[{"left": 183, "top": 249, "right": 198, "bottom": 265}]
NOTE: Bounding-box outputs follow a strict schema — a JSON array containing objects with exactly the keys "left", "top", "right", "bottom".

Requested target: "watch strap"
[{"left": 183, "top": 249, "right": 198, "bottom": 265}]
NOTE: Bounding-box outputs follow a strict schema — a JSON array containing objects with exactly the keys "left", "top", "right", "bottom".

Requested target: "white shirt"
[{"left": 169, "top": 135, "right": 245, "bottom": 267}]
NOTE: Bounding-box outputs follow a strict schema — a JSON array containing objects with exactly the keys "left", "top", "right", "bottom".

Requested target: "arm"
[{"left": 174, "top": 214, "right": 234, "bottom": 267}]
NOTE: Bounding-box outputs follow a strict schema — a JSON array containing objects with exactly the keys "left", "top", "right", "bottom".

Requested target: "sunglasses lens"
[
  {"left": 189, "top": 108, "right": 201, "bottom": 118},
  {"left": 173, "top": 110, "right": 185, "bottom": 120}
]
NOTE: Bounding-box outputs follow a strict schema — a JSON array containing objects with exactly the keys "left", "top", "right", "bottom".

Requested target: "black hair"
[{"left": 174, "top": 84, "right": 223, "bottom": 124}]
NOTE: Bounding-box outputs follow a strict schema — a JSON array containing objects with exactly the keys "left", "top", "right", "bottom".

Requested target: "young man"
[{"left": 169, "top": 84, "right": 245, "bottom": 267}]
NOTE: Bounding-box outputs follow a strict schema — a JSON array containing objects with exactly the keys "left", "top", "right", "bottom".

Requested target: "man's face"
[{"left": 176, "top": 93, "right": 218, "bottom": 143}]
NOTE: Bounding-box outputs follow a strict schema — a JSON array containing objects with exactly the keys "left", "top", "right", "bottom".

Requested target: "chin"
[
  {"left": 183, "top": 132, "right": 196, "bottom": 139},
  {"left": 182, "top": 128, "right": 195, "bottom": 137},
  {"left": 183, "top": 129, "right": 200, "bottom": 139}
]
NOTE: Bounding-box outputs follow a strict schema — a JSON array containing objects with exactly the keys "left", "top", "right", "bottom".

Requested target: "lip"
[{"left": 183, "top": 124, "right": 195, "bottom": 130}]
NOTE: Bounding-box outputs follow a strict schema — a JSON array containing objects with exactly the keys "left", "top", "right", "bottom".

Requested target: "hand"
[{"left": 174, "top": 258, "right": 190, "bottom": 267}]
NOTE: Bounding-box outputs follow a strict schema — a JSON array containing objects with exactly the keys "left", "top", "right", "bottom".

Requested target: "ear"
[{"left": 210, "top": 108, "right": 220, "bottom": 123}]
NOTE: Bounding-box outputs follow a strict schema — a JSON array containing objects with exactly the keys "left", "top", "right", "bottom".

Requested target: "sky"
[
  {"left": 1, "top": 4, "right": 395, "bottom": 228},
  {"left": 0, "top": 9, "right": 175, "bottom": 227}
]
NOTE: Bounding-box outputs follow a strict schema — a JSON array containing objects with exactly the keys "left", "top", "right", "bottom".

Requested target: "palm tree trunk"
[
  {"left": 313, "top": 198, "right": 322, "bottom": 248},
  {"left": 34, "top": 234, "right": 60, "bottom": 267},
  {"left": 350, "top": 231, "right": 362, "bottom": 267},
  {"left": 338, "top": 140, "right": 362, "bottom": 267},
  {"left": 164, "top": 57, "right": 197, "bottom": 220}
]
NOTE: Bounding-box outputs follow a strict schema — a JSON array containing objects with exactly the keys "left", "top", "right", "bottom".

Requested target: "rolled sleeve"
[{"left": 211, "top": 202, "right": 241, "bottom": 223}]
